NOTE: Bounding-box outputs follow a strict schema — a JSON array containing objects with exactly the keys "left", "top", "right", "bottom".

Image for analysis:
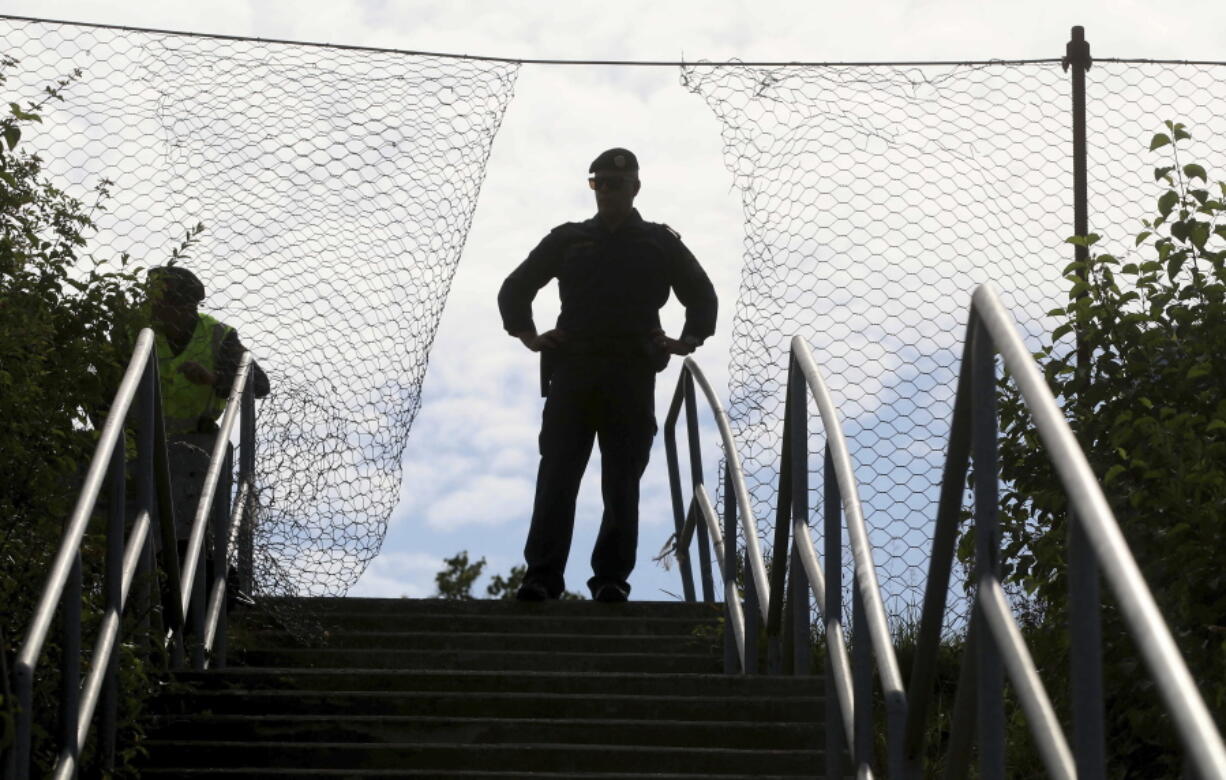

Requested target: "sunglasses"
[{"left": 588, "top": 175, "right": 636, "bottom": 192}]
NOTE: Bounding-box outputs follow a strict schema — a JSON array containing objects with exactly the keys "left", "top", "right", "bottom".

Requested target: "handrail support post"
[{"left": 972, "top": 315, "right": 1005, "bottom": 777}]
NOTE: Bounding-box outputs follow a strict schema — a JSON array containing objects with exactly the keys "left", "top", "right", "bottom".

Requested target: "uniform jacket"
[{"left": 497, "top": 209, "right": 718, "bottom": 346}]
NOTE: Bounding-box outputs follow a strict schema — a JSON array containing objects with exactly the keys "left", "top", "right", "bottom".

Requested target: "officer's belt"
[
  {"left": 540, "top": 335, "right": 657, "bottom": 396},
  {"left": 559, "top": 335, "right": 650, "bottom": 358}
]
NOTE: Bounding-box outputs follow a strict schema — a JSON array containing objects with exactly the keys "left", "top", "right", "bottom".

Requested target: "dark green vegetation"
[
  {"left": 0, "top": 57, "right": 196, "bottom": 775},
  {"left": 434, "top": 550, "right": 586, "bottom": 600},
  {"left": 988, "top": 123, "right": 1226, "bottom": 775}
]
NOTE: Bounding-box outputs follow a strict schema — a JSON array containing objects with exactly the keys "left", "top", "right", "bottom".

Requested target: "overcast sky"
[{"left": 4, "top": 0, "right": 1224, "bottom": 603}]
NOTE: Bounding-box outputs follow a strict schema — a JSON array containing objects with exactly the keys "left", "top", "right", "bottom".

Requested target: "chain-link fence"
[
  {"left": 5, "top": 15, "right": 1225, "bottom": 629},
  {"left": 682, "top": 52, "right": 1226, "bottom": 630},
  {"left": 1, "top": 16, "right": 520, "bottom": 599}
]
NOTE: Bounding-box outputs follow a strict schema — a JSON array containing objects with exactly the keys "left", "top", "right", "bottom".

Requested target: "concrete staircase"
[{"left": 139, "top": 597, "right": 826, "bottom": 778}]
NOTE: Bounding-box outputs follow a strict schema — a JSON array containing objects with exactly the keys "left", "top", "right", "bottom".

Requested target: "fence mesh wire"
[
  {"left": 6, "top": 14, "right": 1226, "bottom": 627},
  {"left": 682, "top": 58, "right": 1226, "bottom": 628},
  {"left": 2, "top": 17, "right": 520, "bottom": 598}
]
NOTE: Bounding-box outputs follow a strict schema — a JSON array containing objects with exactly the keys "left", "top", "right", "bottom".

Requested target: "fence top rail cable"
[
  {"left": 7, "top": 14, "right": 1226, "bottom": 67},
  {"left": 789, "top": 335, "right": 907, "bottom": 703},
  {"left": 0, "top": 13, "right": 1070, "bottom": 67},
  {"left": 677, "top": 356, "right": 772, "bottom": 619},
  {"left": 13, "top": 328, "right": 155, "bottom": 673},
  {"left": 971, "top": 282, "right": 1226, "bottom": 778}
]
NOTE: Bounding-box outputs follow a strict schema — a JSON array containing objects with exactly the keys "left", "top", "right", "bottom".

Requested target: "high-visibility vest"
[{"left": 155, "top": 313, "right": 234, "bottom": 435}]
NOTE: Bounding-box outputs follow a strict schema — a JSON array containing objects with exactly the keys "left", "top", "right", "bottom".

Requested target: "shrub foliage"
[{"left": 993, "top": 122, "right": 1226, "bottom": 774}]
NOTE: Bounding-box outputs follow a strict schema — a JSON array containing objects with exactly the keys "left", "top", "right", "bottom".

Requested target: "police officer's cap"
[
  {"left": 148, "top": 265, "right": 205, "bottom": 304},
  {"left": 589, "top": 148, "right": 639, "bottom": 174}
]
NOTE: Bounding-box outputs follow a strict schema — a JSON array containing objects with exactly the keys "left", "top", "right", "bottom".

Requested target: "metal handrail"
[
  {"left": 668, "top": 282, "right": 1226, "bottom": 777},
  {"left": 662, "top": 357, "right": 769, "bottom": 671},
  {"left": 900, "top": 284, "right": 1226, "bottom": 778},
  {"left": 774, "top": 335, "right": 906, "bottom": 777},
  {"left": 171, "top": 352, "right": 253, "bottom": 662},
  {"left": 5, "top": 328, "right": 258, "bottom": 779}
]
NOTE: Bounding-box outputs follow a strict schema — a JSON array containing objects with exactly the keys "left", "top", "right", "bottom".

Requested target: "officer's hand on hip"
[
  {"left": 517, "top": 329, "right": 568, "bottom": 352},
  {"left": 652, "top": 331, "right": 700, "bottom": 356},
  {"left": 178, "top": 361, "right": 218, "bottom": 386}
]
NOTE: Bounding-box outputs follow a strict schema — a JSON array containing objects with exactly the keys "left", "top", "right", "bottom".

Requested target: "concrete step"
[
  {"left": 155, "top": 689, "right": 823, "bottom": 721},
  {"left": 234, "top": 629, "right": 721, "bottom": 655},
  {"left": 233, "top": 611, "right": 722, "bottom": 636},
  {"left": 135, "top": 597, "right": 831, "bottom": 777},
  {"left": 148, "top": 714, "right": 822, "bottom": 750},
  {"left": 140, "top": 740, "right": 823, "bottom": 774},
  {"left": 169, "top": 668, "right": 824, "bottom": 697},
  {"left": 230, "top": 646, "right": 724, "bottom": 673},
  {"left": 140, "top": 769, "right": 820, "bottom": 779},
  {"left": 256, "top": 597, "right": 722, "bottom": 619}
]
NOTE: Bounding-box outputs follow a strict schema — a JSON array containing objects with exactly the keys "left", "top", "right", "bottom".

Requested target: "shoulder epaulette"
[{"left": 549, "top": 221, "right": 590, "bottom": 239}]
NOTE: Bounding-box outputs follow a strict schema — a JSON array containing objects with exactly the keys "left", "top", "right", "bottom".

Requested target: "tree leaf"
[
  {"left": 3, "top": 125, "right": 18, "bottom": 151},
  {"left": 1191, "top": 221, "right": 1211, "bottom": 250},
  {"left": 1150, "top": 133, "right": 1171, "bottom": 151},
  {"left": 1188, "top": 363, "right": 1212, "bottom": 380},
  {"left": 1158, "top": 190, "right": 1179, "bottom": 218},
  {"left": 1134, "top": 231, "right": 1152, "bottom": 246},
  {"left": 1184, "top": 163, "right": 1208, "bottom": 182},
  {"left": 1167, "top": 251, "right": 1187, "bottom": 280},
  {"left": 1065, "top": 233, "right": 1101, "bottom": 248}
]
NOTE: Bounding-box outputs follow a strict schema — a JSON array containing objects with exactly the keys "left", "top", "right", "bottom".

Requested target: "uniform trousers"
[{"left": 523, "top": 353, "right": 657, "bottom": 598}]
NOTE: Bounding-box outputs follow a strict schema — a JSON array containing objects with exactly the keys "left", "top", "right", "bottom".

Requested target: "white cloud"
[
  {"left": 345, "top": 550, "right": 444, "bottom": 598},
  {"left": 423, "top": 474, "right": 536, "bottom": 529}
]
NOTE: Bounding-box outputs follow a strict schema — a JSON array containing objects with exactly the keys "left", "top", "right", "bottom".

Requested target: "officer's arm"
[
  {"left": 215, "top": 330, "right": 271, "bottom": 399},
  {"left": 497, "top": 228, "right": 566, "bottom": 340},
  {"left": 666, "top": 230, "right": 718, "bottom": 347}
]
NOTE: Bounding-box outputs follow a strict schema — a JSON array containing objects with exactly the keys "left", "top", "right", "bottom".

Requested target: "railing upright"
[
  {"left": 6, "top": 330, "right": 259, "bottom": 778},
  {"left": 971, "top": 317, "right": 1007, "bottom": 776},
  {"left": 99, "top": 429, "right": 126, "bottom": 770},
  {"left": 664, "top": 284, "right": 1226, "bottom": 777},
  {"left": 683, "top": 372, "right": 715, "bottom": 603},
  {"left": 662, "top": 357, "right": 771, "bottom": 674},
  {"left": 238, "top": 370, "right": 257, "bottom": 596},
  {"left": 731, "top": 461, "right": 757, "bottom": 673}
]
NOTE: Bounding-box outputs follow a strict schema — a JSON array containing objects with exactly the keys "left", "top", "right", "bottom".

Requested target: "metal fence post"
[
  {"left": 972, "top": 316, "right": 1004, "bottom": 778},
  {"left": 1063, "top": 24, "right": 1093, "bottom": 387},
  {"left": 1063, "top": 24, "right": 1107, "bottom": 780}
]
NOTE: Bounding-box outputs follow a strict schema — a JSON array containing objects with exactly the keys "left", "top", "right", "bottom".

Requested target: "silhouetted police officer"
[{"left": 498, "top": 148, "right": 717, "bottom": 602}]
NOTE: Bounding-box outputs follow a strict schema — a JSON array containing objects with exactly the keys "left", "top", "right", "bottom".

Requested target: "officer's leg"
[
  {"left": 524, "top": 364, "right": 596, "bottom": 597},
  {"left": 588, "top": 363, "right": 656, "bottom": 597}
]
